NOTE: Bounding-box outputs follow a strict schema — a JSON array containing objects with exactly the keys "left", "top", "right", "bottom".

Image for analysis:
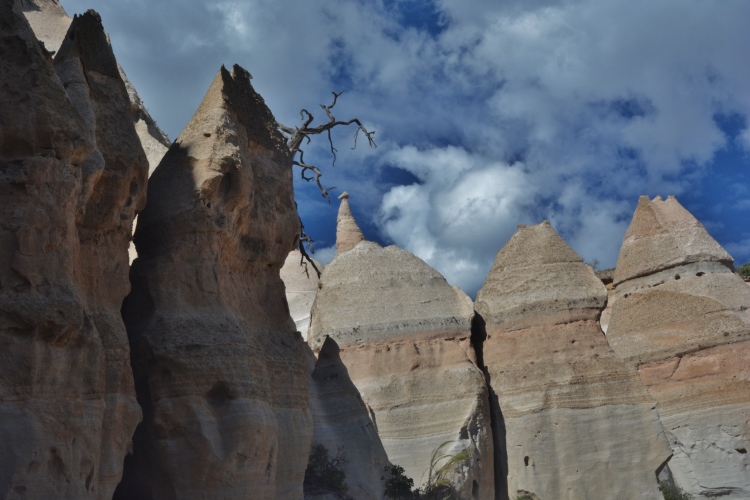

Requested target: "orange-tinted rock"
[
  {"left": 607, "top": 196, "right": 750, "bottom": 498},
  {"left": 1, "top": 4, "right": 145, "bottom": 497},
  {"left": 120, "top": 65, "right": 311, "bottom": 499},
  {"left": 476, "top": 222, "right": 670, "bottom": 499},
  {"left": 335, "top": 192, "right": 365, "bottom": 255}
]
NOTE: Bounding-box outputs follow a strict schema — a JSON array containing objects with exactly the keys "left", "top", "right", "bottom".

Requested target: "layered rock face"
[
  {"left": 0, "top": 4, "right": 145, "bottom": 498},
  {"left": 121, "top": 65, "right": 312, "bottom": 499},
  {"left": 475, "top": 221, "right": 671, "bottom": 500},
  {"left": 607, "top": 196, "right": 750, "bottom": 498},
  {"left": 19, "top": 0, "right": 171, "bottom": 172},
  {"left": 306, "top": 338, "right": 391, "bottom": 500},
  {"left": 309, "top": 198, "right": 494, "bottom": 499},
  {"left": 281, "top": 250, "right": 322, "bottom": 340}
]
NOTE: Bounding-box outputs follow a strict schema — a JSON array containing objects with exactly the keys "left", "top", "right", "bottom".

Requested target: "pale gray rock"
[
  {"left": 607, "top": 196, "right": 750, "bottom": 499},
  {"left": 281, "top": 250, "right": 322, "bottom": 340},
  {"left": 476, "top": 221, "right": 670, "bottom": 500},
  {"left": 1, "top": 4, "right": 146, "bottom": 498},
  {"left": 120, "top": 65, "right": 312, "bottom": 499},
  {"left": 309, "top": 199, "right": 494, "bottom": 499}
]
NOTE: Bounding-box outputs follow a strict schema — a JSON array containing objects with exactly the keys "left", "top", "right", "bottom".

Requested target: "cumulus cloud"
[{"left": 61, "top": 0, "right": 750, "bottom": 296}]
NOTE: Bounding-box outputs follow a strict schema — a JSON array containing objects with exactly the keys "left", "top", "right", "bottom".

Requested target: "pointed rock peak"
[
  {"left": 317, "top": 336, "right": 341, "bottom": 361},
  {"left": 217, "top": 63, "right": 288, "bottom": 162},
  {"left": 56, "top": 10, "right": 119, "bottom": 79},
  {"left": 336, "top": 191, "right": 365, "bottom": 255},
  {"left": 489, "top": 221, "right": 582, "bottom": 274},
  {"left": 614, "top": 195, "right": 732, "bottom": 284}
]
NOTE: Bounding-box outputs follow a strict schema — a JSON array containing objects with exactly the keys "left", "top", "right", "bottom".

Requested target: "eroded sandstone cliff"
[
  {"left": 607, "top": 195, "right": 750, "bottom": 499},
  {"left": 475, "top": 221, "right": 671, "bottom": 500},
  {"left": 309, "top": 196, "right": 494, "bottom": 499},
  {"left": 120, "top": 64, "right": 312, "bottom": 499},
  {"left": 281, "top": 250, "right": 322, "bottom": 341},
  {"left": 0, "top": 4, "right": 146, "bottom": 497}
]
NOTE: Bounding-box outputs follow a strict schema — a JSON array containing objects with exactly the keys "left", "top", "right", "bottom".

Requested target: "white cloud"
[{"left": 61, "top": 0, "right": 750, "bottom": 296}]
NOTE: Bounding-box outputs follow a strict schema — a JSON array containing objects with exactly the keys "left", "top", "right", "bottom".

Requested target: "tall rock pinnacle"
[
  {"left": 1, "top": 4, "right": 146, "bottom": 497},
  {"left": 476, "top": 221, "right": 670, "bottom": 500},
  {"left": 336, "top": 191, "right": 365, "bottom": 254},
  {"left": 607, "top": 196, "right": 750, "bottom": 498},
  {"left": 120, "top": 64, "right": 311, "bottom": 499}
]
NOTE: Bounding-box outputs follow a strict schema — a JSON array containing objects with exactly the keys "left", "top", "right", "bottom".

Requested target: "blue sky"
[{"left": 62, "top": 0, "right": 750, "bottom": 296}]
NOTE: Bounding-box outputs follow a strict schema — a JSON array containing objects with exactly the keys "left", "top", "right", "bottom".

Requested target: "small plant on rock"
[
  {"left": 659, "top": 480, "right": 694, "bottom": 500},
  {"left": 383, "top": 464, "right": 416, "bottom": 499},
  {"left": 737, "top": 262, "right": 750, "bottom": 279}
]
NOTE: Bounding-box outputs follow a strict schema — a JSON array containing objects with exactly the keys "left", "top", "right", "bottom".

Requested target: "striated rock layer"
[
  {"left": 281, "top": 250, "right": 322, "bottom": 340},
  {"left": 120, "top": 64, "right": 312, "bottom": 499},
  {"left": 306, "top": 338, "right": 391, "bottom": 500},
  {"left": 309, "top": 197, "right": 494, "bottom": 499},
  {"left": 607, "top": 196, "right": 750, "bottom": 498},
  {"left": 0, "top": 4, "right": 146, "bottom": 498},
  {"left": 475, "top": 221, "right": 670, "bottom": 500}
]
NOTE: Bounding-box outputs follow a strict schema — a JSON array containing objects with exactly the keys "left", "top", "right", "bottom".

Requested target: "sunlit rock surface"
[
  {"left": 475, "top": 221, "right": 670, "bottom": 500},
  {"left": 309, "top": 196, "right": 494, "bottom": 499},
  {"left": 607, "top": 196, "right": 750, "bottom": 499},
  {"left": 120, "top": 65, "right": 312, "bottom": 499},
  {"left": 281, "top": 250, "right": 322, "bottom": 340},
  {"left": 0, "top": 5, "right": 145, "bottom": 497}
]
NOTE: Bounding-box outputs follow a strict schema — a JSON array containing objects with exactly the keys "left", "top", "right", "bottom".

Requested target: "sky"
[{"left": 62, "top": 0, "right": 750, "bottom": 297}]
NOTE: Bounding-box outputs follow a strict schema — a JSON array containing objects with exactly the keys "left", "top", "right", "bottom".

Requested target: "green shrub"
[
  {"left": 303, "top": 444, "right": 348, "bottom": 496},
  {"left": 383, "top": 464, "right": 416, "bottom": 499},
  {"left": 659, "top": 480, "right": 694, "bottom": 500},
  {"left": 737, "top": 262, "right": 750, "bottom": 279}
]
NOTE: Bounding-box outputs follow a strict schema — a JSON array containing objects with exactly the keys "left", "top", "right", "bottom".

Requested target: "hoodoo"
[
  {"left": 335, "top": 191, "right": 365, "bottom": 255},
  {"left": 475, "top": 221, "right": 671, "bottom": 500},
  {"left": 607, "top": 195, "right": 750, "bottom": 498},
  {"left": 0, "top": 4, "right": 146, "bottom": 497},
  {"left": 309, "top": 195, "right": 494, "bottom": 499},
  {"left": 121, "top": 65, "right": 312, "bottom": 498}
]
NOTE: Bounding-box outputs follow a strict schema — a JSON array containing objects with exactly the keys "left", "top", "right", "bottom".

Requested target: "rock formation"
[
  {"left": 606, "top": 195, "right": 750, "bottom": 498},
  {"left": 309, "top": 196, "right": 494, "bottom": 499},
  {"left": 335, "top": 192, "right": 364, "bottom": 255},
  {"left": 281, "top": 250, "right": 322, "bottom": 340},
  {"left": 306, "top": 337, "right": 391, "bottom": 500},
  {"left": 475, "top": 221, "right": 671, "bottom": 500},
  {"left": 120, "top": 64, "right": 312, "bottom": 499},
  {"left": 19, "top": 0, "right": 171, "bottom": 172},
  {"left": 0, "top": 4, "right": 146, "bottom": 497}
]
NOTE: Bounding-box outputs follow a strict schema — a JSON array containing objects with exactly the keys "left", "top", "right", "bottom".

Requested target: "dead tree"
[{"left": 277, "top": 92, "right": 376, "bottom": 277}]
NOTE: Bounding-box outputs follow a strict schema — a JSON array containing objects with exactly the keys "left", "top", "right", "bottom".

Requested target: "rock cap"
[
  {"left": 476, "top": 221, "right": 607, "bottom": 329},
  {"left": 614, "top": 195, "right": 733, "bottom": 285}
]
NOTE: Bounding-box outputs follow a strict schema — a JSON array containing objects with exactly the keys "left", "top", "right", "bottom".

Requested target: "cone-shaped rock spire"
[
  {"left": 614, "top": 195, "right": 733, "bottom": 285},
  {"left": 607, "top": 196, "right": 750, "bottom": 498},
  {"left": 121, "top": 64, "right": 311, "bottom": 499},
  {"left": 476, "top": 221, "right": 670, "bottom": 500},
  {"left": 336, "top": 191, "right": 365, "bottom": 254}
]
